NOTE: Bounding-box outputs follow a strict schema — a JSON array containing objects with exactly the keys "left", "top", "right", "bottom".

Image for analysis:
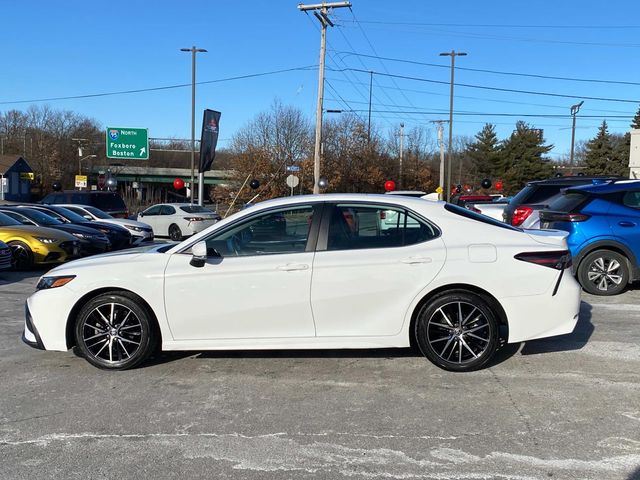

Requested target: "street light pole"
[
  {"left": 439, "top": 50, "right": 467, "bottom": 202},
  {"left": 569, "top": 101, "right": 584, "bottom": 165},
  {"left": 181, "top": 46, "right": 207, "bottom": 205},
  {"left": 399, "top": 123, "right": 404, "bottom": 189}
]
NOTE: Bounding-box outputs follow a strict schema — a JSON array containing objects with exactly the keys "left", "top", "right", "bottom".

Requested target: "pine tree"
[
  {"left": 465, "top": 123, "right": 501, "bottom": 184},
  {"left": 501, "top": 121, "right": 554, "bottom": 194},
  {"left": 631, "top": 105, "right": 640, "bottom": 130},
  {"left": 584, "top": 121, "right": 626, "bottom": 176}
]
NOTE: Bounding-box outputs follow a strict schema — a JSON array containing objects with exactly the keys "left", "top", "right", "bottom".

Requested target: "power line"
[
  {"left": 0, "top": 66, "right": 318, "bottom": 105},
  {"left": 332, "top": 50, "right": 640, "bottom": 87},
  {"left": 339, "top": 20, "right": 640, "bottom": 29},
  {"left": 347, "top": 109, "right": 634, "bottom": 119},
  {"left": 328, "top": 67, "right": 640, "bottom": 104}
]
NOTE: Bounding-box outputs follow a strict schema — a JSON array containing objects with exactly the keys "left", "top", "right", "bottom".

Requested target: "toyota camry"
[{"left": 23, "top": 194, "right": 581, "bottom": 372}]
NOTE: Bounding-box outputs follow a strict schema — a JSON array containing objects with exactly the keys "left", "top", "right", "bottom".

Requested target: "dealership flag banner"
[{"left": 198, "top": 109, "right": 221, "bottom": 173}]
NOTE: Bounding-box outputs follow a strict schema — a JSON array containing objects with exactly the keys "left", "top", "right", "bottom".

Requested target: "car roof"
[
  {"left": 526, "top": 175, "right": 623, "bottom": 186},
  {"left": 565, "top": 179, "right": 640, "bottom": 195}
]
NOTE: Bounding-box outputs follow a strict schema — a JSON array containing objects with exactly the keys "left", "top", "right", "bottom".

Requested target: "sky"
[{"left": 2, "top": 0, "right": 640, "bottom": 161}]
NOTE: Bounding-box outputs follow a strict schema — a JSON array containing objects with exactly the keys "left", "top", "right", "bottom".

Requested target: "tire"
[
  {"left": 8, "top": 241, "right": 34, "bottom": 270},
  {"left": 415, "top": 290, "right": 499, "bottom": 372},
  {"left": 577, "top": 250, "right": 629, "bottom": 296},
  {"left": 74, "top": 292, "right": 156, "bottom": 370},
  {"left": 168, "top": 224, "right": 182, "bottom": 241}
]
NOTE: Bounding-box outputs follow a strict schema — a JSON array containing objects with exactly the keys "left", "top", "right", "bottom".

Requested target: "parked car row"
[{"left": 462, "top": 176, "right": 639, "bottom": 296}]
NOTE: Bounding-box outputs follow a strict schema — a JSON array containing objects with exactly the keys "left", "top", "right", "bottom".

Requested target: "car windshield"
[
  {"left": 18, "top": 209, "right": 63, "bottom": 226},
  {"left": 180, "top": 205, "right": 214, "bottom": 214},
  {"left": 85, "top": 206, "right": 112, "bottom": 219},
  {"left": 54, "top": 206, "right": 94, "bottom": 224},
  {"left": 0, "top": 212, "right": 22, "bottom": 226}
]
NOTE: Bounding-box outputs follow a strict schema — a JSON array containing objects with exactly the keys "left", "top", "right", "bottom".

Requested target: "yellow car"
[{"left": 0, "top": 211, "right": 80, "bottom": 269}]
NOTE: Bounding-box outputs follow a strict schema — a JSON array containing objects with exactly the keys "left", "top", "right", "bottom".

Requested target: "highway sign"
[{"left": 106, "top": 127, "right": 149, "bottom": 160}]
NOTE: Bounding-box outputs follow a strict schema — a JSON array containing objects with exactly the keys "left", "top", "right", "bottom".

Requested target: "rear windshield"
[
  {"left": 444, "top": 203, "right": 521, "bottom": 231},
  {"left": 547, "top": 193, "right": 590, "bottom": 213},
  {"left": 180, "top": 205, "right": 214, "bottom": 214},
  {"left": 91, "top": 193, "right": 126, "bottom": 211},
  {"left": 512, "top": 184, "right": 564, "bottom": 206}
]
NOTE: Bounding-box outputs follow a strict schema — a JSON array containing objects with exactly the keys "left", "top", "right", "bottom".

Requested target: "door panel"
[{"left": 311, "top": 204, "right": 446, "bottom": 337}]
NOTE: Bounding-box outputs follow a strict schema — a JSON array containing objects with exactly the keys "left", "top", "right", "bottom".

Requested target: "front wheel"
[
  {"left": 168, "top": 224, "right": 182, "bottom": 241},
  {"left": 415, "top": 290, "right": 499, "bottom": 372},
  {"left": 74, "top": 292, "right": 156, "bottom": 370},
  {"left": 9, "top": 241, "right": 34, "bottom": 270},
  {"left": 577, "top": 250, "right": 629, "bottom": 296}
]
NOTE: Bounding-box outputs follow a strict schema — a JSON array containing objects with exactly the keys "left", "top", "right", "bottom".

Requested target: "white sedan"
[
  {"left": 58, "top": 204, "right": 154, "bottom": 245},
  {"left": 23, "top": 194, "right": 581, "bottom": 372},
  {"left": 137, "top": 203, "right": 221, "bottom": 241}
]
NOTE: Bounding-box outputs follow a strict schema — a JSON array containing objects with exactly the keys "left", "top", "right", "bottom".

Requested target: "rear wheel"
[
  {"left": 8, "top": 241, "right": 33, "bottom": 270},
  {"left": 415, "top": 290, "right": 499, "bottom": 372},
  {"left": 74, "top": 292, "right": 156, "bottom": 370},
  {"left": 578, "top": 250, "right": 629, "bottom": 296},
  {"left": 168, "top": 224, "right": 182, "bottom": 241}
]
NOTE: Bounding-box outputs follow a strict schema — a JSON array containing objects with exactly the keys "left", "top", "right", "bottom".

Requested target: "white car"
[
  {"left": 58, "top": 204, "right": 154, "bottom": 245},
  {"left": 137, "top": 203, "right": 221, "bottom": 241},
  {"left": 23, "top": 194, "right": 581, "bottom": 372}
]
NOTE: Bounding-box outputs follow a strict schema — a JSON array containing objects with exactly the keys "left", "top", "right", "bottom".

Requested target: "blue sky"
[{"left": 2, "top": 0, "right": 639, "bottom": 160}]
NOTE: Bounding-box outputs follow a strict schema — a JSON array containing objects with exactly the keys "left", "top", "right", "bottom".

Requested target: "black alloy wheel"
[
  {"left": 74, "top": 292, "right": 156, "bottom": 370},
  {"left": 415, "top": 290, "right": 499, "bottom": 372},
  {"left": 8, "top": 241, "right": 34, "bottom": 270},
  {"left": 578, "top": 250, "right": 629, "bottom": 296},
  {"left": 168, "top": 224, "right": 182, "bottom": 242}
]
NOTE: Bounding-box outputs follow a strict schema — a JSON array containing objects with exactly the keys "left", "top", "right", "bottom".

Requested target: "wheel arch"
[
  {"left": 408, "top": 283, "right": 509, "bottom": 348},
  {"left": 574, "top": 240, "right": 638, "bottom": 283},
  {"left": 65, "top": 287, "right": 163, "bottom": 350}
]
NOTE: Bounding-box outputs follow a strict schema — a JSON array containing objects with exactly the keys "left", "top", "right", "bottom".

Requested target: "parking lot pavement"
[{"left": 0, "top": 270, "right": 639, "bottom": 480}]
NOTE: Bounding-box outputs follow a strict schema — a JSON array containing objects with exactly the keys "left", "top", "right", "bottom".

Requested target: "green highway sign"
[{"left": 106, "top": 127, "right": 149, "bottom": 160}]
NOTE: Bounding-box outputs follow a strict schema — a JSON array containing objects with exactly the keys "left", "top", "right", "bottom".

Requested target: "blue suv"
[{"left": 539, "top": 180, "right": 640, "bottom": 295}]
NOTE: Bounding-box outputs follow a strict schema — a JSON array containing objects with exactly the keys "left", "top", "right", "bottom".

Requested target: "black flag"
[{"left": 198, "top": 109, "right": 221, "bottom": 173}]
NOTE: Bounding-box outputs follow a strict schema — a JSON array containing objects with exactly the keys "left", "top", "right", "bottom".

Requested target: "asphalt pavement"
[{"left": 1, "top": 268, "right": 639, "bottom": 480}]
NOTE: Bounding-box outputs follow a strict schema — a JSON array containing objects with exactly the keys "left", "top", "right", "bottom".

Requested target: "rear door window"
[
  {"left": 622, "top": 191, "right": 640, "bottom": 208},
  {"left": 160, "top": 205, "right": 176, "bottom": 215},
  {"left": 547, "top": 193, "right": 590, "bottom": 212}
]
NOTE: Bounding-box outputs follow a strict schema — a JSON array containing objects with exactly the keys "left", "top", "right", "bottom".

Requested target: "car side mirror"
[
  {"left": 139, "top": 212, "right": 144, "bottom": 217},
  {"left": 83, "top": 215, "right": 92, "bottom": 220},
  {"left": 190, "top": 241, "right": 207, "bottom": 267}
]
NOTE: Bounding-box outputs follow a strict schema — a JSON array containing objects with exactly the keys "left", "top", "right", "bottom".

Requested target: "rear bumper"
[{"left": 501, "top": 267, "right": 582, "bottom": 343}]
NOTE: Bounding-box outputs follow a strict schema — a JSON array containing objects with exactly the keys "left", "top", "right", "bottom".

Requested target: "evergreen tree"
[
  {"left": 584, "top": 121, "right": 627, "bottom": 176},
  {"left": 501, "top": 121, "right": 554, "bottom": 194},
  {"left": 631, "top": 105, "right": 640, "bottom": 130},
  {"left": 465, "top": 123, "right": 502, "bottom": 184}
]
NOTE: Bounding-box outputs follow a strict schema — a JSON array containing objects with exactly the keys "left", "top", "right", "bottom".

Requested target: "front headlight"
[
  {"left": 36, "top": 275, "right": 76, "bottom": 290},
  {"left": 72, "top": 232, "right": 97, "bottom": 240},
  {"left": 124, "top": 224, "right": 143, "bottom": 232},
  {"left": 35, "top": 237, "right": 57, "bottom": 244}
]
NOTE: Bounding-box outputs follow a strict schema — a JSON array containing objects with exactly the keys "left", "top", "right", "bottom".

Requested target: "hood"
[
  {"left": 46, "top": 243, "right": 169, "bottom": 274},
  {"left": 0, "top": 225, "right": 77, "bottom": 241},
  {"left": 84, "top": 221, "right": 129, "bottom": 233},
  {"left": 108, "top": 218, "right": 151, "bottom": 229},
  {"left": 53, "top": 223, "right": 109, "bottom": 237},
  {"left": 524, "top": 228, "right": 569, "bottom": 248}
]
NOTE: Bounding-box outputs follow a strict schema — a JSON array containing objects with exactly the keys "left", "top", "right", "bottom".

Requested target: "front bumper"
[{"left": 22, "top": 302, "right": 45, "bottom": 350}]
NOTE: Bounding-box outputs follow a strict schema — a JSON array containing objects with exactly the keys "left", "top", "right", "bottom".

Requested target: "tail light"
[
  {"left": 185, "top": 216, "right": 205, "bottom": 222},
  {"left": 540, "top": 212, "right": 590, "bottom": 223},
  {"left": 511, "top": 206, "right": 533, "bottom": 226},
  {"left": 468, "top": 206, "right": 481, "bottom": 213},
  {"left": 515, "top": 250, "right": 572, "bottom": 270}
]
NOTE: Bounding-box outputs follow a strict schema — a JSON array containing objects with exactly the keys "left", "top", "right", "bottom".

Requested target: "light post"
[
  {"left": 570, "top": 101, "right": 584, "bottom": 165},
  {"left": 78, "top": 155, "right": 96, "bottom": 176},
  {"left": 180, "top": 46, "right": 207, "bottom": 205},
  {"left": 439, "top": 50, "right": 467, "bottom": 202}
]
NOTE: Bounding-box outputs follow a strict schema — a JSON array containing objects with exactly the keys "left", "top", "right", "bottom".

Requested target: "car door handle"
[
  {"left": 618, "top": 221, "right": 636, "bottom": 227},
  {"left": 401, "top": 256, "right": 432, "bottom": 264},
  {"left": 277, "top": 263, "right": 309, "bottom": 271}
]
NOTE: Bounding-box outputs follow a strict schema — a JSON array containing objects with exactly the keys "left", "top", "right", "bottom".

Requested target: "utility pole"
[
  {"left": 298, "top": 1, "right": 352, "bottom": 194},
  {"left": 399, "top": 123, "right": 404, "bottom": 190},
  {"left": 569, "top": 101, "right": 584, "bottom": 165},
  {"left": 439, "top": 50, "right": 467, "bottom": 202},
  {"left": 180, "top": 45, "right": 207, "bottom": 205},
  {"left": 368, "top": 71, "right": 373, "bottom": 144},
  {"left": 430, "top": 120, "right": 448, "bottom": 201}
]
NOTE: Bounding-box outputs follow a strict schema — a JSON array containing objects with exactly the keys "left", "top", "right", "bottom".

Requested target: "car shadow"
[
  {"left": 146, "top": 347, "right": 421, "bottom": 367},
  {"left": 0, "top": 267, "right": 47, "bottom": 285},
  {"left": 484, "top": 301, "right": 594, "bottom": 367}
]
